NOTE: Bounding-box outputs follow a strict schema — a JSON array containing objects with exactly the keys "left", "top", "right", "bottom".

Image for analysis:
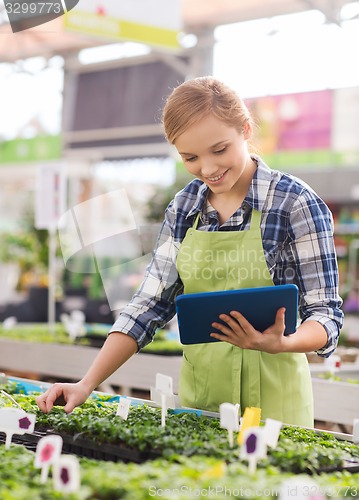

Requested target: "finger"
[
  {"left": 218, "top": 313, "right": 242, "bottom": 330},
  {"left": 274, "top": 307, "right": 286, "bottom": 331},
  {"left": 211, "top": 321, "right": 233, "bottom": 337},
  {"left": 229, "top": 310, "right": 253, "bottom": 333},
  {"left": 210, "top": 332, "right": 237, "bottom": 346},
  {"left": 64, "top": 399, "right": 76, "bottom": 414},
  {"left": 43, "top": 385, "right": 66, "bottom": 413},
  {"left": 36, "top": 394, "right": 49, "bottom": 413},
  {"left": 36, "top": 387, "right": 54, "bottom": 413}
]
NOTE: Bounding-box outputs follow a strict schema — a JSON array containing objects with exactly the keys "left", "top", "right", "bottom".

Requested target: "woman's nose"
[{"left": 200, "top": 158, "right": 218, "bottom": 177}]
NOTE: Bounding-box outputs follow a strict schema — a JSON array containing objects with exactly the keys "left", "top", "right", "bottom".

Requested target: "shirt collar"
[
  {"left": 244, "top": 155, "right": 272, "bottom": 212},
  {"left": 185, "top": 154, "right": 272, "bottom": 219},
  {"left": 186, "top": 182, "right": 208, "bottom": 219}
]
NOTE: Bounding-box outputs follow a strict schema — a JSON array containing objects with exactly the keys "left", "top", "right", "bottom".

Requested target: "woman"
[{"left": 37, "top": 77, "right": 343, "bottom": 426}]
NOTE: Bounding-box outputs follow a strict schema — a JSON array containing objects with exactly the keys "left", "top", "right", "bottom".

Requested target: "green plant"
[
  {"left": 2, "top": 388, "right": 359, "bottom": 475},
  {"left": 0, "top": 203, "right": 56, "bottom": 290},
  {"left": 145, "top": 169, "right": 193, "bottom": 223}
]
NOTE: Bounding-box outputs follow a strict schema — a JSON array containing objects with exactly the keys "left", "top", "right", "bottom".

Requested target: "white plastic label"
[
  {"left": 150, "top": 387, "right": 176, "bottom": 409},
  {"left": 220, "top": 403, "right": 240, "bottom": 432},
  {"left": 155, "top": 373, "right": 173, "bottom": 396},
  {"left": 35, "top": 435, "right": 63, "bottom": 483},
  {"left": 0, "top": 407, "right": 36, "bottom": 449},
  {"left": 116, "top": 397, "right": 131, "bottom": 420},
  {"left": 35, "top": 435, "right": 63, "bottom": 468},
  {"left": 220, "top": 402, "right": 240, "bottom": 448},
  {"left": 240, "top": 427, "right": 267, "bottom": 475},
  {"left": 53, "top": 455, "right": 81, "bottom": 493},
  {"left": 263, "top": 418, "right": 282, "bottom": 448}
]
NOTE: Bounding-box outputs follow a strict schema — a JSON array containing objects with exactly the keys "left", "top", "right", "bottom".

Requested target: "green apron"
[{"left": 176, "top": 208, "right": 314, "bottom": 426}]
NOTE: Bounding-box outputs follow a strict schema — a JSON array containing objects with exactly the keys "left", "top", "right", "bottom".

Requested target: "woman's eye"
[
  {"left": 184, "top": 157, "right": 197, "bottom": 162},
  {"left": 214, "top": 148, "right": 226, "bottom": 155}
]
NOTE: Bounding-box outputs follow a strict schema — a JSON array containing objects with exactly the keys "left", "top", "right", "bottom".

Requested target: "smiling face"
[{"left": 175, "top": 114, "right": 253, "bottom": 196}]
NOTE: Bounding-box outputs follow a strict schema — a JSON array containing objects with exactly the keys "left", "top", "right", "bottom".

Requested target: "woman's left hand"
[{"left": 210, "top": 307, "right": 287, "bottom": 354}]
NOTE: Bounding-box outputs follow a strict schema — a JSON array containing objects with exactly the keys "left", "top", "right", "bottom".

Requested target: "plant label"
[
  {"left": 263, "top": 418, "right": 282, "bottom": 448},
  {"left": 220, "top": 402, "right": 240, "bottom": 448},
  {"left": 238, "top": 407, "right": 261, "bottom": 445},
  {"left": 53, "top": 455, "right": 80, "bottom": 493},
  {"left": 150, "top": 387, "right": 176, "bottom": 409},
  {"left": 116, "top": 397, "right": 131, "bottom": 420},
  {"left": 240, "top": 427, "right": 267, "bottom": 475},
  {"left": 35, "top": 435, "right": 63, "bottom": 468},
  {"left": 35, "top": 435, "right": 63, "bottom": 483},
  {"left": 353, "top": 419, "right": 359, "bottom": 444},
  {"left": 0, "top": 407, "right": 36, "bottom": 449},
  {"left": 154, "top": 374, "right": 174, "bottom": 428},
  {"left": 324, "top": 354, "right": 341, "bottom": 374},
  {"left": 200, "top": 462, "right": 227, "bottom": 479},
  {"left": 155, "top": 373, "right": 173, "bottom": 396},
  {"left": 220, "top": 403, "right": 240, "bottom": 431}
]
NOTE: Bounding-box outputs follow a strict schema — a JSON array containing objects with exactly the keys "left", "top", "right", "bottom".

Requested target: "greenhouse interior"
[{"left": 0, "top": 0, "right": 359, "bottom": 498}]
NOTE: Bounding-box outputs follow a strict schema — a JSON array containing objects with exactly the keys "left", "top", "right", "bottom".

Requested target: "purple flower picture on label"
[
  {"left": 18, "top": 416, "right": 32, "bottom": 430},
  {"left": 245, "top": 433, "right": 257, "bottom": 454}
]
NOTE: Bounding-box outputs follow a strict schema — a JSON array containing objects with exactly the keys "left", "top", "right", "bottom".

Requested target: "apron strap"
[
  {"left": 192, "top": 212, "right": 201, "bottom": 229},
  {"left": 249, "top": 207, "right": 261, "bottom": 229}
]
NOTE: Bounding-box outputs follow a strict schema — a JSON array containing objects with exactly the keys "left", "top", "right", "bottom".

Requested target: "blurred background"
[{"left": 0, "top": 0, "right": 358, "bottom": 347}]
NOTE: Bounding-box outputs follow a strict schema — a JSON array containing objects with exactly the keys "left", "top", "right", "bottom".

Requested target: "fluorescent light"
[{"left": 78, "top": 43, "right": 151, "bottom": 65}]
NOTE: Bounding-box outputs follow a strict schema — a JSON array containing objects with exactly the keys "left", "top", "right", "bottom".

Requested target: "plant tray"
[
  {"left": 59, "top": 432, "right": 161, "bottom": 463},
  {"left": 0, "top": 429, "right": 46, "bottom": 452},
  {"left": 1, "top": 428, "right": 161, "bottom": 463}
]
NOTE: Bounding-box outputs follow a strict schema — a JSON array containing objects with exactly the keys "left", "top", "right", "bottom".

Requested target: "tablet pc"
[{"left": 175, "top": 284, "right": 298, "bottom": 345}]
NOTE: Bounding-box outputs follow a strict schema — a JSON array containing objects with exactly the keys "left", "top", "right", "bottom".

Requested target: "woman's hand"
[
  {"left": 36, "top": 381, "right": 92, "bottom": 414},
  {"left": 210, "top": 307, "right": 287, "bottom": 354}
]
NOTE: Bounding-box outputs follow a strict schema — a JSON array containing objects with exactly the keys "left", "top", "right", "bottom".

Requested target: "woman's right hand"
[{"left": 36, "top": 381, "right": 92, "bottom": 414}]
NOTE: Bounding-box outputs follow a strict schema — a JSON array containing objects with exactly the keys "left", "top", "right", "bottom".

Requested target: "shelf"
[{"left": 0, "top": 339, "right": 182, "bottom": 395}]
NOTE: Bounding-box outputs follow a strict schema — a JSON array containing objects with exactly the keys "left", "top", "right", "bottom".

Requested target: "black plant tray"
[
  {"left": 0, "top": 429, "right": 46, "bottom": 452},
  {"left": 1, "top": 427, "right": 161, "bottom": 463},
  {"left": 319, "top": 459, "right": 359, "bottom": 474},
  {"left": 59, "top": 431, "right": 161, "bottom": 463}
]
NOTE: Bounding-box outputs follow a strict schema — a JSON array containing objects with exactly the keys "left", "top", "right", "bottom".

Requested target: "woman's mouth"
[{"left": 206, "top": 170, "right": 228, "bottom": 184}]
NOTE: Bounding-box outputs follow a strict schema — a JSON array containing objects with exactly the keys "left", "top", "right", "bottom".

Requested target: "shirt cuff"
[
  {"left": 109, "top": 316, "right": 145, "bottom": 350},
  {"left": 303, "top": 314, "right": 340, "bottom": 358}
]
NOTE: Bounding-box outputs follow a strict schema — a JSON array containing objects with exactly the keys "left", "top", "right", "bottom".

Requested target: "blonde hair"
[{"left": 162, "top": 76, "right": 253, "bottom": 144}]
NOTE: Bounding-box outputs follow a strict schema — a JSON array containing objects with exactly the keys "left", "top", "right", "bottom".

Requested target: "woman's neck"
[{"left": 208, "top": 156, "right": 257, "bottom": 224}]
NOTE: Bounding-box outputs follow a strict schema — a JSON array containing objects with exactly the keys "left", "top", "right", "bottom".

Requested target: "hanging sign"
[{"left": 64, "top": 0, "right": 182, "bottom": 50}]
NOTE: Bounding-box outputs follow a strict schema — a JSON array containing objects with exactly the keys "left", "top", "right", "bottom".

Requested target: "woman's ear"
[{"left": 243, "top": 121, "right": 252, "bottom": 140}]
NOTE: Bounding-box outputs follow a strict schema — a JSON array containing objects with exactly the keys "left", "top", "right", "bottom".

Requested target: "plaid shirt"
[{"left": 111, "top": 156, "right": 343, "bottom": 357}]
